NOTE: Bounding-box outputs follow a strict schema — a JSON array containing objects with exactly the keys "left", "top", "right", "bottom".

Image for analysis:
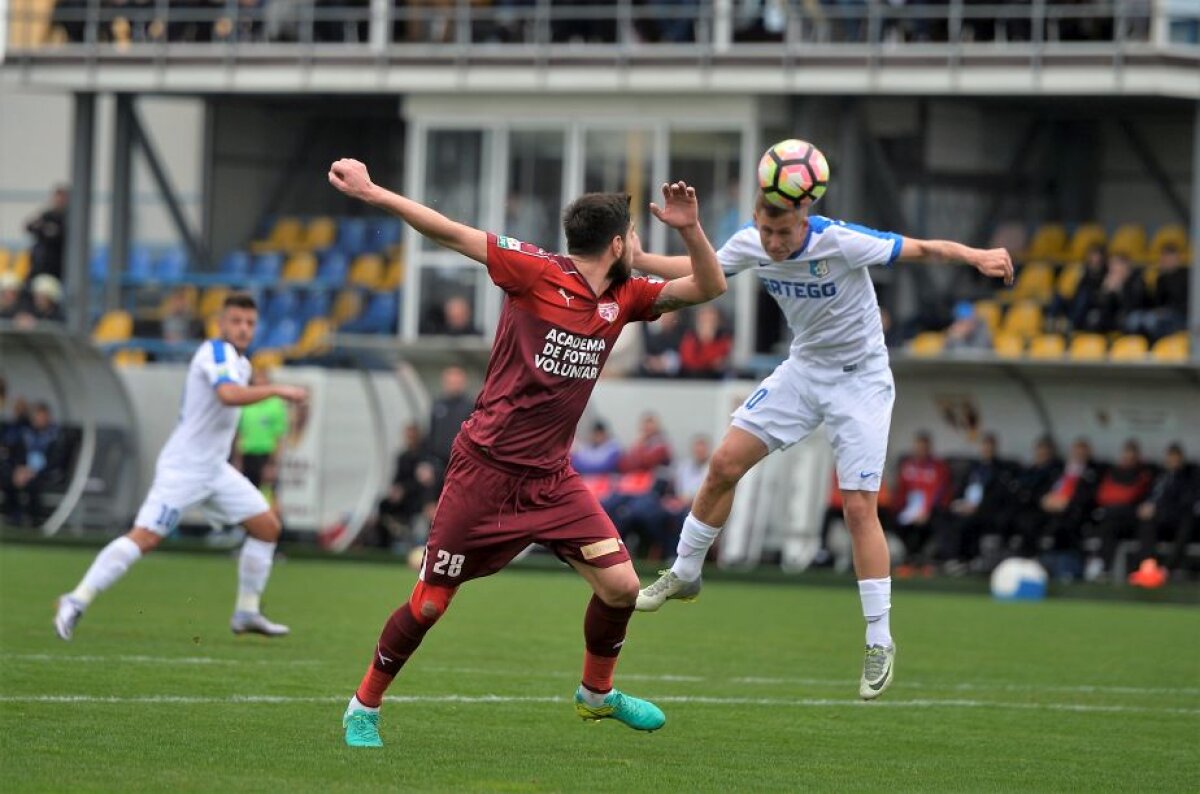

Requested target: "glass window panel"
[
  {"left": 583, "top": 128, "right": 653, "bottom": 240},
  {"left": 666, "top": 130, "right": 742, "bottom": 253},
  {"left": 422, "top": 129, "right": 487, "bottom": 250},
  {"left": 418, "top": 264, "right": 484, "bottom": 336},
  {"left": 505, "top": 130, "right": 564, "bottom": 251}
]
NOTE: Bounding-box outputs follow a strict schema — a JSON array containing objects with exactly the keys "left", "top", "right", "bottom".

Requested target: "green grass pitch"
[{"left": 2, "top": 544, "right": 1197, "bottom": 792}]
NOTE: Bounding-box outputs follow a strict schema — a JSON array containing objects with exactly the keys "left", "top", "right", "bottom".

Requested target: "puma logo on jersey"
[{"left": 557, "top": 287, "right": 574, "bottom": 307}]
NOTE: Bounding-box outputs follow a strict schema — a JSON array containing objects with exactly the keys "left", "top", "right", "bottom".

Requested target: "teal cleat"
[
  {"left": 343, "top": 707, "right": 383, "bottom": 748},
  {"left": 574, "top": 687, "right": 666, "bottom": 732}
]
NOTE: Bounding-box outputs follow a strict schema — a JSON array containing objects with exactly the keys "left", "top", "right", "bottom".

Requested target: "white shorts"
[
  {"left": 731, "top": 355, "right": 895, "bottom": 492},
  {"left": 134, "top": 462, "right": 270, "bottom": 535}
]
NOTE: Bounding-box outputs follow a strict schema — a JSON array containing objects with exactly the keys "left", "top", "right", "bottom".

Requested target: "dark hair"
[
  {"left": 982, "top": 432, "right": 997, "bottom": 447},
  {"left": 592, "top": 420, "right": 608, "bottom": 434},
  {"left": 223, "top": 292, "right": 258, "bottom": 312},
  {"left": 1123, "top": 438, "right": 1141, "bottom": 454},
  {"left": 33, "top": 401, "right": 51, "bottom": 415},
  {"left": 915, "top": 430, "right": 932, "bottom": 443},
  {"left": 563, "top": 193, "right": 631, "bottom": 257},
  {"left": 1167, "top": 442, "right": 1184, "bottom": 456},
  {"left": 754, "top": 192, "right": 802, "bottom": 219}
]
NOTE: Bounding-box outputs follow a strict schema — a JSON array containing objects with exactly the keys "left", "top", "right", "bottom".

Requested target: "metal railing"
[{"left": 3, "top": 0, "right": 1197, "bottom": 63}]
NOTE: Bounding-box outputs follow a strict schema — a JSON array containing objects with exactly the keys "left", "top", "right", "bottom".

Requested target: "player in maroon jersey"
[{"left": 327, "top": 158, "right": 725, "bottom": 747}]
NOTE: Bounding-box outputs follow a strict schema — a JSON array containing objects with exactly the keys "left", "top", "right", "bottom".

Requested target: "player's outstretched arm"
[
  {"left": 216, "top": 383, "right": 308, "bottom": 408},
  {"left": 647, "top": 182, "right": 727, "bottom": 314},
  {"left": 899, "top": 237, "right": 1014, "bottom": 286},
  {"left": 328, "top": 158, "right": 487, "bottom": 265}
]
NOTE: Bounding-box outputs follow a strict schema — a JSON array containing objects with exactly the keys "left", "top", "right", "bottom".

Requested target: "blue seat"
[
  {"left": 344, "top": 291, "right": 398, "bottom": 334},
  {"left": 317, "top": 250, "right": 349, "bottom": 286},
  {"left": 220, "top": 250, "right": 251, "bottom": 281},
  {"left": 252, "top": 252, "right": 284, "bottom": 284},
  {"left": 338, "top": 218, "right": 369, "bottom": 256},
  {"left": 264, "top": 317, "right": 300, "bottom": 349},
  {"left": 264, "top": 288, "right": 300, "bottom": 326},
  {"left": 156, "top": 248, "right": 189, "bottom": 283},
  {"left": 89, "top": 248, "right": 109, "bottom": 281},
  {"left": 369, "top": 217, "right": 402, "bottom": 250},
  {"left": 300, "top": 290, "right": 332, "bottom": 324},
  {"left": 125, "top": 246, "right": 155, "bottom": 284}
]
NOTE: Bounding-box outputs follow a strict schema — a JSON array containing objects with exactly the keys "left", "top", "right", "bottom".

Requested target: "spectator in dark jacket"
[
  {"left": 426, "top": 366, "right": 475, "bottom": 468},
  {"left": 1083, "top": 439, "right": 1154, "bottom": 580},
  {"left": 3, "top": 402, "right": 63, "bottom": 526},
  {"left": 571, "top": 420, "right": 622, "bottom": 475},
  {"left": 1125, "top": 244, "right": 1190, "bottom": 341},
  {"left": 1130, "top": 443, "right": 1196, "bottom": 575},
  {"left": 638, "top": 311, "right": 683, "bottom": 377},
  {"left": 1087, "top": 254, "right": 1146, "bottom": 334},
  {"left": 1018, "top": 438, "right": 1100, "bottom": 557},
  {"left": 932, "top": 432, "right": 1017, "bottom": 570},
  {"left": 1056, "top": 244, "right": 1106, "bottom": 332},
  {"left": 1004, "top": 435, "right": 1063, "bottom": 549},
  {"left": 25, "top": 186, "right": 68, "bottom": 282},
  {"left": 372, "top": 423, "right": 442, "bottom": 551}
]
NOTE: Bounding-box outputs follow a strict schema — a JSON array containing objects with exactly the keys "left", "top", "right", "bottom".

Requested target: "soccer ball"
[
  {"left": 989, "top": 557, "right": 1048, "bottom": 601},
  {"left": 757, "top": 139, "right": 830, "bottom": 209}
]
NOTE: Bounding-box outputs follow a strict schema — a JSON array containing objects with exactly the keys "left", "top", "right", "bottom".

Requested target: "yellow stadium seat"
[
  {"left": 250, "top": 217, "right": 305, "bottom": 254},
  {"left": 0, "top": 248, "right": 10, "bottom": 275},
  {"left": 1109, "top": 335, "right": 1149, "bottom": 361},
  {"left": 205, "top": 315, "right": 221, "bottom": 340},
  {"left": 908, "top": 331, "right": 946, "bottom": 357},
  {"left": 93, "top": 311, "right": 134, "bottom": 344},
  {"left": 304, "top": 217, "right": 337, "bottom": 251},
  {"left": 331, "top": 289, "right": 363, "bottom": 326},
  {"left": 252, "top": 349, "right": 285, "bottom": 372},
  {"left": 993, "top": 332, "right": 1025, "bottom": 359},
  {"left": 1001, "top": 301, "right": 1044, "bottom": 340},
  {"left": 1108, "top": 223, "right": 1148, "bottom": 264},
  {"left": 1011, "top": 262, "right": 1055, "bottom": 304},
  {"left": 1148, "top": 224, "right": 1189, "bottom": 263},
  {"left": 282, "top": 252, "right": 318, "bottom": 283},
  {"left": 199, "top": 287, "right": 230, "bottom": 319},
  {"left": 1151, "top": 332, "right": 1189, "bottom": 363},
  {"left": 1028, "top": 334, "right": 1066, "bottom": 360},
  {"left": 112, "top": 348, "right": 147, "bottom": 368},
  {"left": 380, "top": 256, "right": 405, "bottom": 291},
  {"left": 1067, "top": 223, "right": 1107, "bottom": 264},
  {"left": 1026, "top": 224, "right": 1068, "bottom": 262},
  {"left": 1056, "top": 262, "right": 1084, "bottom": 300},
  {"left": 289, "top": 318, "right": 332, "bottom": 359},
  {"left": 349, "top": 254, "right": 384, "bottom": 289},
  {"left": 974, "top": 300, "right": 1001, "bottom": 336},
  {"left": 11, "top": 250, "right": 31, "bottom": 282},
  {"left": 1069, "top": 333, "right": 1108, "bottom": 361}
]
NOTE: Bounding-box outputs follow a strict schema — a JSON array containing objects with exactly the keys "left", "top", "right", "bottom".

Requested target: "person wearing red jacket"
[
  {"left": 893, "top": 431, "right": 952, "bottom": 568},
  {"left": 678, "top": 305, "right": 733, "bottom": 379},
  {"left": 1083, "top": 439, "right": 1154, "bottom": 581}
]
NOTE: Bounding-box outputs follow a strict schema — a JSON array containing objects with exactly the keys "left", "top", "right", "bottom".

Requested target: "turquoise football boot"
[
  {"left": 343, "top": 706, "right": 383, "bottom": 747},
  {"left": 574, "top": 687, "right": 666, "bottom": 732}
]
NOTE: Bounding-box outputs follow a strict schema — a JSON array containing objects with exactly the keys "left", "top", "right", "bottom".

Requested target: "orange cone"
[{"left": 1128, "top": 558, "right": 1168, "bottom": 589}]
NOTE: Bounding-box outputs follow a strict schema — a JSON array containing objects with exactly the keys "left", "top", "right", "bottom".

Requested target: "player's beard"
[{"left": 607, "top": 255, "right": 632, "bottom": 286}]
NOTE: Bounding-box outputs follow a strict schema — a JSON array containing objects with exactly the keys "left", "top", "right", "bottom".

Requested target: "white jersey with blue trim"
[
  {"left": 718, "top": 215, "right": 902, "bottom": 368},
  {"left": 157, "top": 339, "right": 252, "bottom": 471}
]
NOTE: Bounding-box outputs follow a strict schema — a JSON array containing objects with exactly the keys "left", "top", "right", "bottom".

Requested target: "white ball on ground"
[{"left": 990, "top": 557, "right": 1048, "bottom": 601}]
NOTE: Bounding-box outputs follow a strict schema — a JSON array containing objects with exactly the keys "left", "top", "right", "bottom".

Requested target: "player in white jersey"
[
  {"left": 54, "top": 293, "right": 308, "bottom": 641},
  {"left": 632, "top": 191, "right": 1012, "bottom": 698}
]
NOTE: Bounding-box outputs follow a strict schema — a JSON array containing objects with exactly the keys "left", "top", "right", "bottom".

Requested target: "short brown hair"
[
  {"left": 223, "top": 292, "right": 258, "bottom": 312},
  {"left": 754, "top": 192, "right": 803, "bottom": 219},
  {"left": 563, "top": 193, "right": 631, "bottom": 257}
]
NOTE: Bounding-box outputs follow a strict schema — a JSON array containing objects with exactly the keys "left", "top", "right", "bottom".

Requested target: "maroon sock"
[
  {"left": 355, "top": 603, "right": 430, "bottom": 707},
  {"left": 581, "top": 595, "right": 634, "bottom": 694}
]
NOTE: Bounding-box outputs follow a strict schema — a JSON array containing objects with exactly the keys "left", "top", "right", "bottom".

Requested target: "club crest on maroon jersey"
[{"left": 598, "top": 302, "right": 619, "bottom": 322}]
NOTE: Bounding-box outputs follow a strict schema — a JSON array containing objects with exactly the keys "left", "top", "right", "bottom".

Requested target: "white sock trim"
[
  {"left": 236, "top": 538, "right": 277, "bottom": 614},
  {"left": 671, "top": 514, "right": 722, "bottom": 581},
  {"left": 71, "top": 536, "right": 143, "bottom": 607}
]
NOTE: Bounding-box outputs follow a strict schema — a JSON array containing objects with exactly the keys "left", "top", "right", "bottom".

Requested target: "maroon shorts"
[{"left": 420, "top": 436, "right": 629, "bottom": 587}]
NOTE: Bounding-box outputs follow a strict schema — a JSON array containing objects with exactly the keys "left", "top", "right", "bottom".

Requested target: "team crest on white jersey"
[
  {"left": 810, "top": 261, "right": 829, "bottom": 278},
  {"left": 598, "top": 302, "right": 619, "bottom": 322}
]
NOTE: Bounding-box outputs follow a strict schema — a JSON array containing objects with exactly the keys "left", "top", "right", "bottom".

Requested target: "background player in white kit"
[
  {"left": 632, "top": 179, "right": 1013, "bottom": 699},
  {"left": 54, "top": 293, "right": 307, "bottom": 640}
]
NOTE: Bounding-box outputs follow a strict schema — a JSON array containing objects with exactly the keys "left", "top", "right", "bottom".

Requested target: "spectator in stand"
[
  {"left": 1053, "top": 243, "right": 1106, "bottom": 332},
  {"left": 433, "top": 295, "right": 480, "bottom": 336},
  {"left": 426, "top": 365, "right": 475, "bottom": 468},
  {"left": 571, "top": 420, "right": 623, "bottom": 475},
  {"left": 371, "top": 423, "right": 442, "bottom": 551},
  {"left": 1018, "top": 438, "right": 1100, "bottom": 562},
  {"left": 25, "top": 186, "right": 68, "bottom": 282},
  {"left": 2, "top": 402, "right": 63, "bottom": 527},
  {"left": 604, "top": 412, "right": 674, "bottom": 557},
  {"left": 1086, "top": 254, "right": 1145, "bottom": 334},
  {"left": 1129, "top": 443, "right": 1196, "bottom": 582},
  {"left": 942, "top": 300, "right": 992, "bottom": 352},
  {"left": 931, "top": 432, "right": 1016, "bottom": 573},
  {"left": 1004, "top": 435, "right": 1063, "bottom": 551},
  {"left": 661, "top": 434, "right": 711, "bottom": 541},
  {"left": 0, "top": 274, "right": 23, "bottom": 320},
  {"left": 618, "top": 412, "right": 672, "bottom": 474},
  {"left": 551, "top": 0, "right": 618, "bottom": 43},
  {"left": 161, "top": 287, "right": 201, "bottom": 344},
  {"left": 19, "top": 275, "right": 66, "bottom": 326},
  {"left": 679, "top": 305, "right": 733, "bottom": 379},
  {"left": 893, "top": 431, "right": 952, "bottom": 571},
  {"left": 1083, "top": 439, "right": 1154, "bottom": 581},
  {"left": 1125, "top": 243, "right": 1190, "bottom": 341},
  {"left": 638, "top": 310, "right": 684, "bottom": 377}
]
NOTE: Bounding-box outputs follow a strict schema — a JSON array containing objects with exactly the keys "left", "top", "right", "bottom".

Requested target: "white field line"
[
  {"left": 0, "top": 693, "right": 1196, "bottom": 716},
  {"left": 4, "top": 655, "right": 1195, "bottom": 698}
]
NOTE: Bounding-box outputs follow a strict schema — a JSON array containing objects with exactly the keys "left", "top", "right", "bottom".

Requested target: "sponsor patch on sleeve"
[{"left": 497, "top": 236, "right": 523, "bottom": 252}]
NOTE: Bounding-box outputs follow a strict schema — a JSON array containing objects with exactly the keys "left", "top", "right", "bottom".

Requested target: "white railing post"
[
  {"left": 713, "top": 0, "right": 732, "bottom": 53},
  {"left": 370, "top": 0, "right": 390, "bottom": 53}
]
